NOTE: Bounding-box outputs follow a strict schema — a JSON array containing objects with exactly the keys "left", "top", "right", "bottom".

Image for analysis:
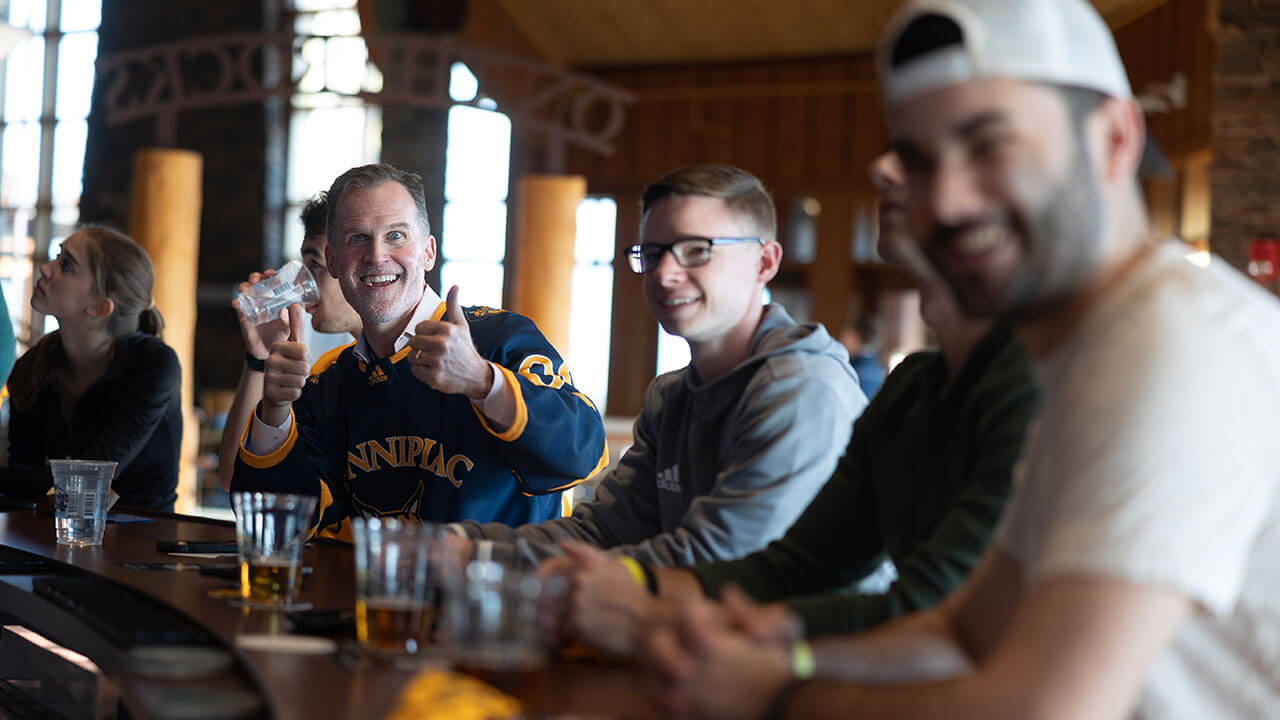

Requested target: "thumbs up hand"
[
  {"left": 259, "top": 303, "right": 312, "bottom": 426},
  {"left": 408, "top": 285, "right": 493, "bottom": 400}
]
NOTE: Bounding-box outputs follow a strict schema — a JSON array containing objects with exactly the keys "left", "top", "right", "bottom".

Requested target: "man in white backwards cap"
[{"left": 648, "top": 2, "right": 1280, "bottom": 718}]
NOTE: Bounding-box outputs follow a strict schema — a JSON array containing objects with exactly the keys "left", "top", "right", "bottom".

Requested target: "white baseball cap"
[
  {"left": 877, "top": 0, "right": 1131, "bottom": 103},
  {"left": 876, "top": 0, "right": 1171, "bottom": 178}
]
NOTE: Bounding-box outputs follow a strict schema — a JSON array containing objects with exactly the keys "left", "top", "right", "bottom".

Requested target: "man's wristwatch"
[{"left": 246, "top": 352, "right": 266, "bottom": 372}]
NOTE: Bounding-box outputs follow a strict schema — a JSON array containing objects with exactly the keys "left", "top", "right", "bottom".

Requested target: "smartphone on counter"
[{"left": 156, "top": 540, "right": 240, "bottom": 554}]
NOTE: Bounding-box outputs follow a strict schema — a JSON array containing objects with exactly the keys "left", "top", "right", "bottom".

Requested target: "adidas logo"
[
  {"left": 655, "top": 465, "right": 681, "bottom": 494},
  {"left": 368, "top": 366, "right": 389, "bottom": 386}
]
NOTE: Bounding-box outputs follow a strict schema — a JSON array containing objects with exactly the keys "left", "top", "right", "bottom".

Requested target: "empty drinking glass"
[{"left": 236, "top": 260, "right": 320, "bottom": 326}]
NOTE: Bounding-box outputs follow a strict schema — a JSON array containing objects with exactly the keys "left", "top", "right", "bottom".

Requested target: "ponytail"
[{"left": 138, "top": 303, "right": 165, "bottom": 338}]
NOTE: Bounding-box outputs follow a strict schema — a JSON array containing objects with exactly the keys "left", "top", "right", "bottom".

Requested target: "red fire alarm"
[{"left": 1248, "top": 236, "right": 1279, "bottom": 281}]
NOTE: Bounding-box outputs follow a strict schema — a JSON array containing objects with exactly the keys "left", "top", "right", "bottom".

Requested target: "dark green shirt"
[{"left": 692, "top": 325, "right": 1035, "bottom": 637}]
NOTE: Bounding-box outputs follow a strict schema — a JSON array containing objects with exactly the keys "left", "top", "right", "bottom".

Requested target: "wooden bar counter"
[{"left": 0, "top": 506, "right": 655, "bottom": 719}]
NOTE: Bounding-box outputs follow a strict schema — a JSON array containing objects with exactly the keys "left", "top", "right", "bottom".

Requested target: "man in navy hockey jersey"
[{"left": 231, "top": 163, "right": 608, "bottom": 539}]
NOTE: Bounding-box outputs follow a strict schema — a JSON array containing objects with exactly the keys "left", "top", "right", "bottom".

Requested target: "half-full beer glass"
[
  {"left": 231, "top": 492, "right": 316, "bottom": 609},
  {"left": 352, "top": 517, "right": 439, "bottom": 655}
]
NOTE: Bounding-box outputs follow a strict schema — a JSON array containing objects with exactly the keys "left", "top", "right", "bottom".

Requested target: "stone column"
[{"left": 129, "top": 149, "right": 203, "bottom": 513}]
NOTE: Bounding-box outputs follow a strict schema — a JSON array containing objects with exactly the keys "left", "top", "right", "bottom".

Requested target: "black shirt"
[{"left": 2, "top": 332, "right": 182, "bottom": 510}]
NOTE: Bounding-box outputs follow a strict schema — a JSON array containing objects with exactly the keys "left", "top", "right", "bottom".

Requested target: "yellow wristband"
[
  {"left": 791, "top": 640, "right": 815, "bottom": 679},
  {"left": 617, "top": 556, "right": 647, "bottom": 590}
]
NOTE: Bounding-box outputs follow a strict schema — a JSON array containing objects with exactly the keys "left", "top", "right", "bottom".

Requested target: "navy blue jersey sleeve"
[{"left": 466, "top": 308, "right": 608, "bottom": 495}]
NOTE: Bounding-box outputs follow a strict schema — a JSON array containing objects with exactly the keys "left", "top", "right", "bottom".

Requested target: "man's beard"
[{"left": 1002, "top": 139, "right": 1104, "bottom": 322}]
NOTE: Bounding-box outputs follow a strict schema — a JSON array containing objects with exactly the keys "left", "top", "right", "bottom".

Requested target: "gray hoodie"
[{"left": 457, "top": 304, "right": 866, "bottom": 566}]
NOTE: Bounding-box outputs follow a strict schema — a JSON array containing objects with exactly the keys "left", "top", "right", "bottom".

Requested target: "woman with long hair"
[{"left": 2, "top": 226, "right": 181, "bottom": 510}]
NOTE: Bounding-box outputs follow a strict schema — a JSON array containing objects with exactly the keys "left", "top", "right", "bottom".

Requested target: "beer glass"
[
  {"left": 440, "top": 552, "right": 562, "bottom": 682},
  {"left": 50, "top": 459, "right": 117, "bottom": 546},
  {"left": 230, "top": 492, "right": 316, "bottom": 609},
  {"left": 352, "top": 517, "right": 440, "bottom": 655}
]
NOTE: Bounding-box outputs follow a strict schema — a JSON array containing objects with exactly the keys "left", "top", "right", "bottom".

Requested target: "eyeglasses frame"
[{"left": 626, "top": 236, "right": 764, "bottom": 274}]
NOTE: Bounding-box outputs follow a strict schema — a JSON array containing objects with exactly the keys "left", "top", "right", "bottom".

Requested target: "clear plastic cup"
[
  {"left": 50, "top": 459, "right": 117, "bottom": 547},
  {"left": 352, "top": 518, "right": 442, "bottom": 656},
  {"left": 230, "top": 492, "right": 317, "bottom": 609},
  {"left": 236, "top": 260, "right": 320, "bottom": 326}
]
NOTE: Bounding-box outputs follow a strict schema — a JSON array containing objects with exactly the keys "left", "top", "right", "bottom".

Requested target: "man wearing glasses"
[{"left": 451, "top": 164, "right": 866, "bottom": 567}]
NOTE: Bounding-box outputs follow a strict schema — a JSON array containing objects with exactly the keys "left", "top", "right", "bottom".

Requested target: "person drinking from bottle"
[
  {"left": 230, "top": 163, "right": 608, "bottom": 539},
  {"left": 1, "top": 226, "right": 181, "bottom": 511}
]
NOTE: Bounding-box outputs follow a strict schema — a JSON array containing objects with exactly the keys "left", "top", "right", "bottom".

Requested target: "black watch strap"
[{"left": 245, "top": 352, "right": 266, "bottom": 372}]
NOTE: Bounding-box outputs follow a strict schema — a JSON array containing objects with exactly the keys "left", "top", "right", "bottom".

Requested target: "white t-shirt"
[{"left": 998, "top": 242, "right": 1280, "bottom": 719}]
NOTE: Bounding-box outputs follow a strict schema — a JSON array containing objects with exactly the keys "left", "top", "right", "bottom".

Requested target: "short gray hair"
[{"left": 325, "top": 163, "right": 432, "bottom": 243}]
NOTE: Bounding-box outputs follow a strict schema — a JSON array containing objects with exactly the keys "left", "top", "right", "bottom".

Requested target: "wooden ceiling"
[{"left": 488, "top": 0, "right": 1171, "bottom": 67}]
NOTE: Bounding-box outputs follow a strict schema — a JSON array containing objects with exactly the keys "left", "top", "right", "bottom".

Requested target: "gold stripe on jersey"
[
  {"left": 309, "top": 341, "right": 354, "bottom": 380},
  {"left": 311, "top": 481, "right": 353, "bottom": 542},
  {"left": 521, "top": 439, "right": 610, "bottom": 496},
  {"left": 472, "top": 365, "right": 529, "bottom": 442},
  {"left": 238, "top": 407, "right": 299, "bottom": 469},
  {"left": 389, "top": 301, "right": 447, "bottom": 365}
]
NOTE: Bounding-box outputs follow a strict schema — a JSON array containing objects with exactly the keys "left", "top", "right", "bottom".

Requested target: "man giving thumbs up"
[
  {"left": 407, "top": 285, "right": 493, "bottom": 403},
  {"left": 232, "top": 163, "right": 608, "bottom": 540}
]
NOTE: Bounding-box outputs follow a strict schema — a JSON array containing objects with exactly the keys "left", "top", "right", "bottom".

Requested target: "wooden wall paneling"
[
  {"left": 1153, "top": 0, "right": 1176, "bottom": 146},
  {"left": 1175, "top": 0, "right": 1208, "bottom": 151},
  {"left": 701, "top": 63, "right": 742, "bottom": 165},
  {"left": 847, "top": 56, "right": 884, "bottom": 184},
  {"left": 732, "top": 64, "right": 773, "bottom": 180},
  {"left": 661, "top": 66, "right": 699, "bottom": 173},
  {"left": 1165, "top": 0, "right": 1186, "bottom": 147},
  {"left": 811, "top": 190, "right": 855, "bottom": 336},
  {"left": 807, "top": 59, "right": 852, "bottom": 187},
  {"left": 1189, "top": 0, "right": 1212, "bottom": 152},
  {"left": 588, "top": 68, "right": 634, "bottom": 183},
  {"left": 633, "top": 69, "right": 672, "bottom": 187},
  {"left": 1113, "top": 0, "right": 1212, "bottom": 158},
  {"left": 772, "top": 62, "right": 811, "bottom": 187},
  {"left": 604, "top": 189, "right": 656, "bottom": 417}
]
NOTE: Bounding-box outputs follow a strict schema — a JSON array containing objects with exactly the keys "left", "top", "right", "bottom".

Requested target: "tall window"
[
  {"left": 286, "top": 0, "right": 379, "bottom": 354},
  {"left": 567, "top": 197, "right": 615, "bottom": 411},
  {"left": 0, "top": 0, "right": 101, "bottom": 349},
  {"left": 440, "top": 62, "right": 508, "bottom": 309}
]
